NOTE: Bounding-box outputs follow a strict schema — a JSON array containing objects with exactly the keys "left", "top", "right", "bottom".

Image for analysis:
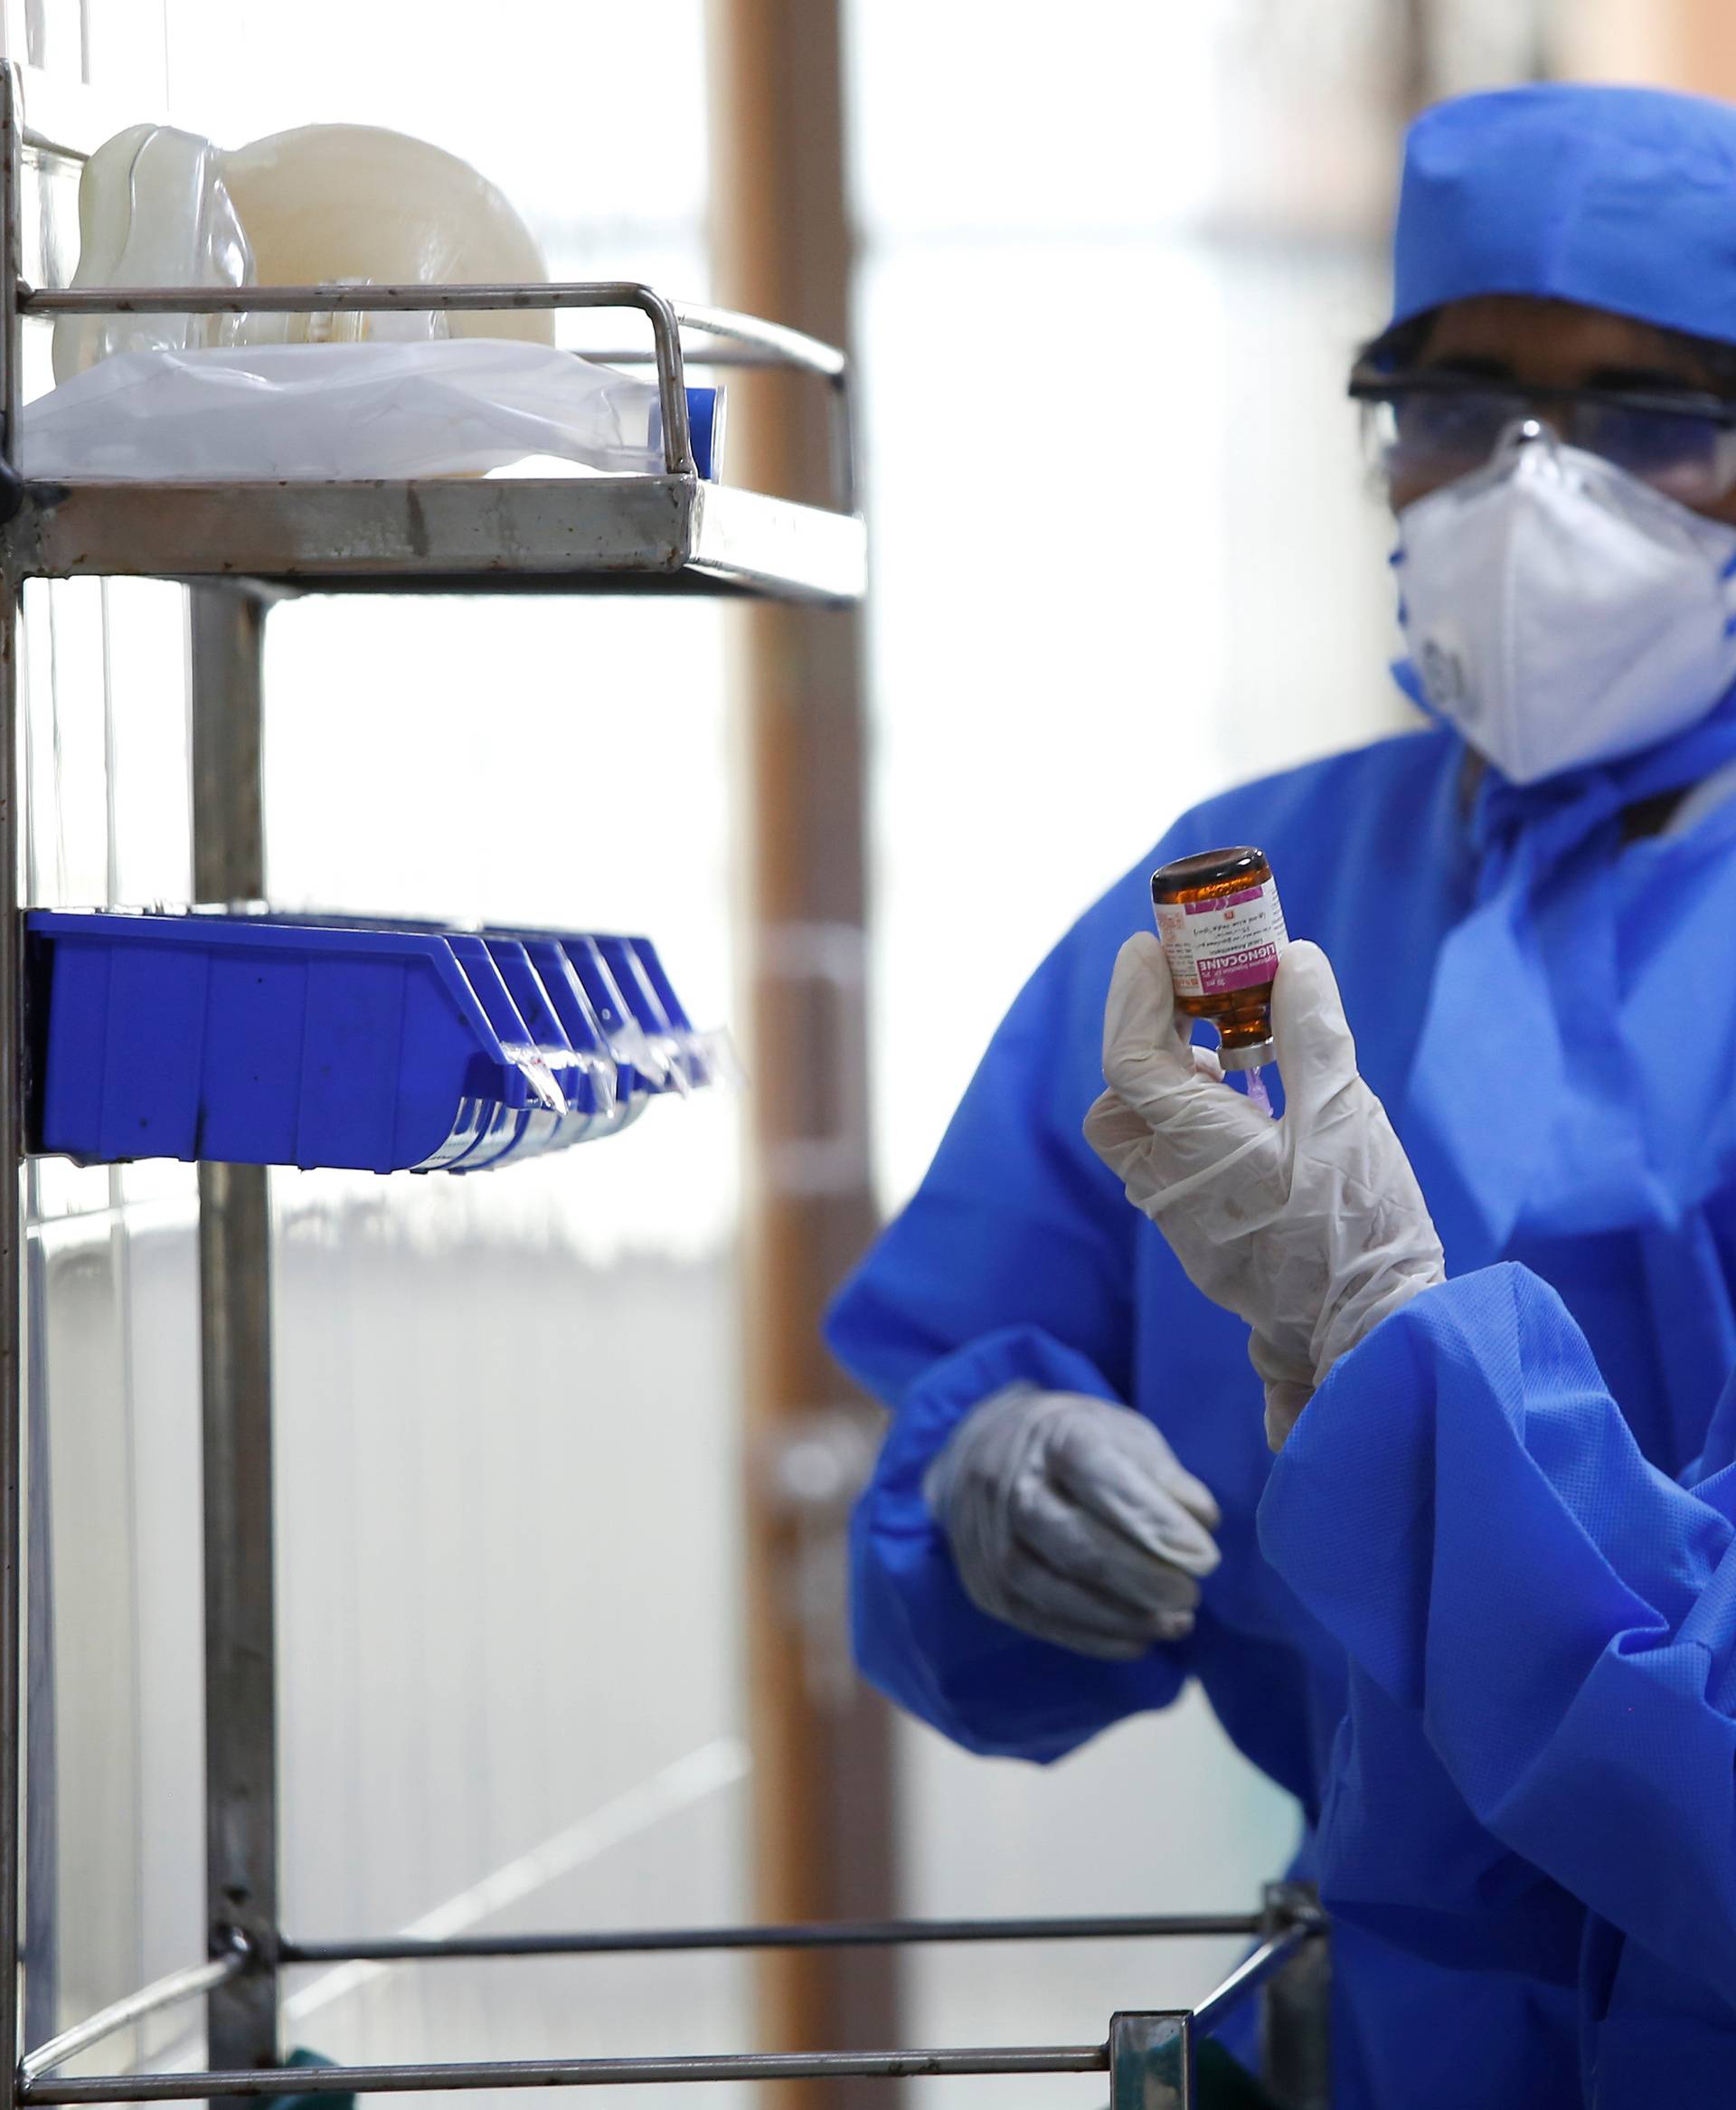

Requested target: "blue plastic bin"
[{"left": 25, "top": 910, "right": 717, "bottom": 1175}]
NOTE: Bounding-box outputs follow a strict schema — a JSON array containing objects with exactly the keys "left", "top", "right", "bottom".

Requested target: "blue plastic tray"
[{"left": 26, "top": 910, "right": 718, "bottom": 1174}]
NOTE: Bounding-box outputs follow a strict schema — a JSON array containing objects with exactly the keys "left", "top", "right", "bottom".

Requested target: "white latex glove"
[
  {"left": 923, "top": 1383, "right": 1222, "bottom": 1660},
  {"left": 1083, "top": 935, "right": 1446, "bottom": 1449}
]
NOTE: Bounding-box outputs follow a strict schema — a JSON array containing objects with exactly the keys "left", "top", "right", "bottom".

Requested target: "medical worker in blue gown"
[
  {"left": 1087, "top": 924, "right": 1736, "bottom": 2110},
  {"left": 827, "top": 81, "right": 1736, "bottom": 2110}
]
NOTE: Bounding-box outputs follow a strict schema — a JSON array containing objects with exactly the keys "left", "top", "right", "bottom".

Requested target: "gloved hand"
[
  {"left": 924, "top": 1382, "right": 1221, "bottom": 1660},
  {"left": 1083, "top": 935, "right": 1446, "bottom": 1449}
]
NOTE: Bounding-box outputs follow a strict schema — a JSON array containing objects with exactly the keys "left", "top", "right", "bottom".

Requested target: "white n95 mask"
[{"left": 1394, "top": 429, "right": 1736, "bottom": 785}]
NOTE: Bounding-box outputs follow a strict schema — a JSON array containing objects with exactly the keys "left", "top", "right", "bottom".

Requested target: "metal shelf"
[
  {"left": 4, "top": 471, "right": 864, "bottom": 601},
  {"left": 0, "top": 107, "right": 865, "bottom": 606},
  {"left": 16, "top": 1896, "right": 1330, "bottom": 2107}
]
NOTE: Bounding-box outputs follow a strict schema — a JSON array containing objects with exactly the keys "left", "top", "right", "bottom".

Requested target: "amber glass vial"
[{"left": 1150, "top": 846, "right": 1289, "bottom": 1071}]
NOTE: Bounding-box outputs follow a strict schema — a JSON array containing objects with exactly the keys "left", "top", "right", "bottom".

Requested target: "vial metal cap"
[{"left": 1219, "top": 1038, "right": 1276, "bottom": 1074}]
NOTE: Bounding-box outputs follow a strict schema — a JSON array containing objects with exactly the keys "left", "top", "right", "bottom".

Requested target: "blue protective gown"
[
  {"left": 1260, "top": 1266, "right": 1736, "bottom": 2107},
  {"left": 826, "top": 723, "right": 1736, "bottom": 2108}
]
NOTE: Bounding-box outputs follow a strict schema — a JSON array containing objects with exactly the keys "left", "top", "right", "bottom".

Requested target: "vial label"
[{"left": 1155, "top": 882, "right": 1289, "bottom": 997}]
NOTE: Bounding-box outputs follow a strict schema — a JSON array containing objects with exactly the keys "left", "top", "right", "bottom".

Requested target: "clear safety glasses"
[{"left": 1350, "top": 366, "right": 1736, "bottom": 507}]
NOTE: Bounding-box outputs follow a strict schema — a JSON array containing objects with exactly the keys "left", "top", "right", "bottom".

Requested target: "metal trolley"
[{"left": 0, "top": 60, "right": 1330, "bottom": 2110}]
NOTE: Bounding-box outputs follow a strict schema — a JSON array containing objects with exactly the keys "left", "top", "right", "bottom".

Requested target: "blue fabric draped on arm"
[{"left": 1260, "top": 1263, "right": 1736, "bottom": 2001}]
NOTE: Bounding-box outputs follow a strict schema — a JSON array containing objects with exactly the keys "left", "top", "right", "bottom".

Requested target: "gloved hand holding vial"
[{"left": 1085, "top": 927, "right": 1445, "bottom": 1448}]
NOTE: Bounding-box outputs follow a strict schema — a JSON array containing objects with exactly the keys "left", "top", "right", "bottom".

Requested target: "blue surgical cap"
[{"left": 1391, "top": 83, "right": 1736, "bottom": 345}]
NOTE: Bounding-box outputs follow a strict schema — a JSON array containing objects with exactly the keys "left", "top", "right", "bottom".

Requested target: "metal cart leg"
[
  {"left": 1108, "top": 2011, "right": 1192, "bottom": 2110},
  {"left": 1, "top": 586, "right": 24, "bottom": 2110},
  {"left": 1259, "top": 1885, "right": 1330, "bottom": 2110},
  {"left": 2, "top": 64, "right": 26, "bottom": 2110},
  {"left": 190, "top": 588, "right": 278, "bottom": 2085}
]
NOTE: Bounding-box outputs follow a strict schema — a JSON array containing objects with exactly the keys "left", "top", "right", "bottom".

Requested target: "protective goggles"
[{"left": 1349, "top": 366, "right": 1736, "bottom": 506}]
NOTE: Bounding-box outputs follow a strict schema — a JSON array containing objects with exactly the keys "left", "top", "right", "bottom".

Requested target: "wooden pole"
[
  {"left": 1547, "top": 0, "right": 1736, "bottom": 93},
  {"left": 705, "top": 5, "right": 901, "bottom": 2105},
  {"left": 1673, "top": 0, "right": 1736, "bottom": 97}
]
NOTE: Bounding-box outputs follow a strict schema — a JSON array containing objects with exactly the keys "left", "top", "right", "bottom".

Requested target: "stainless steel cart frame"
[{"left": 0, "top": 62, "right": 1330, "bottom": 2110}]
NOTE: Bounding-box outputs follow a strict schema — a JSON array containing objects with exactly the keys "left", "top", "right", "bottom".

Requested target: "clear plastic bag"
[{"left": 20, "top": 340, "right": 675, "bottom": 482}]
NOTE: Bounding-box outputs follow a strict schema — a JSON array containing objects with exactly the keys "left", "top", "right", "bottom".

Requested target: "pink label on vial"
[
  {"left": 1197, "top": 943, "right": 1282, "bottom": 994},
  {"left": 1155, "top": 877, "right": 1288, "bottom": 998},
  {"left": 1184, "top": 886, "right": 1263, "bottom": 913}
]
